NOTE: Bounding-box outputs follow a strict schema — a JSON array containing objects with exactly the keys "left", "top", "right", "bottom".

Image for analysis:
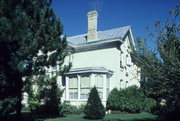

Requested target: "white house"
[
  {"left": 22, "top": 10, "right": 140, "bottom": 107},
  {"left": 56, "top": 10, "right": 141, "bottom": 106}
]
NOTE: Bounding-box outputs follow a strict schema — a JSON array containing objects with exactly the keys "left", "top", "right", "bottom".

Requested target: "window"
[
  {"left": 52, "top": 65, "right": 57, "bottom": 70},
  {"left": 125, "top": 81, "right": 128, "bottom": 88},
  {"left": 95, "top": 75, "right": 103, "bottom": 99},
  {"left": 80, "top": 76, "right": 90, "bottom": 99},
  {"left": 126, "top": 54, "right": 131, "bottom": 66},
  {"left": 120, "top": 61, "right": 123, "bottom": 68},
  {"left": 120, "top": 79, "right": 123, "bottom": 89},
  {"left": 69, "top": 77, "right": 78, "bottom": 99},
  {"left": 120, "top": 51, "right": 123, "bottom": 68}
]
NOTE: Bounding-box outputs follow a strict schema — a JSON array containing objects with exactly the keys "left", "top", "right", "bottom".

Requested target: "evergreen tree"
[
  {"left": 84, "top": 87, "right": 105, "bottom": 119},
  {"left": 0, "top": 0, "right": 70, "bottom": 119},
  {"left": 132, "top": 6, "right": 180, "bottom": 120},
  {"left": 39, "top": 77, "right": 63, "bottom": 116}
]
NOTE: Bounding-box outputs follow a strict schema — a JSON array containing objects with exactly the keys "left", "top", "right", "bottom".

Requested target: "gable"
[{"left": 121, "top": 28, "right": 135, "bottom": 52}]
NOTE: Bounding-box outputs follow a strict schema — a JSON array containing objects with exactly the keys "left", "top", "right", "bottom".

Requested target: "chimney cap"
[{"left": 87, "top": 10, "right": 98, "bottom": 18}]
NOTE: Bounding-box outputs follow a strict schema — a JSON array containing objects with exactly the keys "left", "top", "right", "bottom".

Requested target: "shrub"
[
  {"left": 106, "top": 88, "right": 119, "bottom": 111},
  {"left": 60, "top": 101, "right": 85, "bottom": 115},
  {"left": 84, "top": 87, "right": 105, "bottom": 119},
  {"left": 114, "top": 86, "right": 141, "bottom": 113},
  {"left": 106, "top": 86, "right": 156, "bottom": 113},
  {"left": 143, "top": 98, "right": 156, "bottom": 112}
]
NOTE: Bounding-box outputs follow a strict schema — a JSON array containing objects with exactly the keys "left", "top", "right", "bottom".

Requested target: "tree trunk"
[{"left": 15, "top": 73, "right": 23, "bottom": 121}]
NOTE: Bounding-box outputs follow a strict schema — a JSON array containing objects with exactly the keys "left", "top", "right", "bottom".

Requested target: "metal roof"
[
  {"left": 65, "top": 67, "right": 114, "bottom": 75},
  {"left": 67, "top": 26, "right": 130, "bottom": 45}
]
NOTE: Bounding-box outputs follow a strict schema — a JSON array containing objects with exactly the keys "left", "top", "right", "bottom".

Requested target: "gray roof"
[
  {"left": 67, "top": 26, "right": 130, "bottom": 45},
  {"left": 65, "top": 67, "right": 113, "bottom": 75}
]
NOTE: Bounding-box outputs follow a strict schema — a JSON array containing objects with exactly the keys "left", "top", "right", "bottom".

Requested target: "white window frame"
[{"left": 69, "top": 76, "right": 78, "bottom": 99}]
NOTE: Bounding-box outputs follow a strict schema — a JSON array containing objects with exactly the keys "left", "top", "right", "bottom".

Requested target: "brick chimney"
[{"left": 87, "top": 10, "right": 98, "bottom": 41}]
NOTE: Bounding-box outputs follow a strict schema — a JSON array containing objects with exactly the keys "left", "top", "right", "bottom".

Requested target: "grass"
[
  {"left": 5, "top": 110, "right": 158, "bottom": 121},
  {"left": 44, "top": 112, "right": 158, "bottom": 121}
]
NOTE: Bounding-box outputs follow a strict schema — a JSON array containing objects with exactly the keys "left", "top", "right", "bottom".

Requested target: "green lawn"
[
  {"left": 6, "top": 111, "right": 158, "bottom": 121},
  {"left": 44, "top": 112, "right": 158, "bottom": 121}
]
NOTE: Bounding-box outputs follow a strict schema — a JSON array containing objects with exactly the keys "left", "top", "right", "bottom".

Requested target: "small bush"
[
  {"left": 60, "top": 101, "right": 85, "bottom": 115},
  {"left": 84, "top": 87, "right": 105, "bottom": 119},
  {"left": 143, "top": 98, "right": 156, "bottom": 112}
]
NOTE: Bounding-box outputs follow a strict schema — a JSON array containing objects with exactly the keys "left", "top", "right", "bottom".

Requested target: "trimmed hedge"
[{"left": 106, "top": 86, "right": 156, "bottom": 113}]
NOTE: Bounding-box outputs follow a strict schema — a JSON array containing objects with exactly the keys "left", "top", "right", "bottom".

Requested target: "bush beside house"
[
  {"left": 60, "top": 101, "right": 85, "bottom": 115},
  {"left": 106, "top": 86, "right": 156, "bottom": 113}
]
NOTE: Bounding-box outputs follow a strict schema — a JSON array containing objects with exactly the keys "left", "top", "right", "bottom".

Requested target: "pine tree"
[
  {"left": 0, "top": 0, "right": 70, "bottom": 119},
  {"left": 40, "top": 77, "right": 63, "bottom": 116},
  {"left": 84, "top": 87, "right": 105, "bottom": 119}
]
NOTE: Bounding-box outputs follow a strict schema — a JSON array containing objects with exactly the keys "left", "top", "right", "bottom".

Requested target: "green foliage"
[
  {"left": 41, "top": 78, "right": 63, "bottom": 116},
  {"left": 107, "top": 86, "right": 156, "bottom": 113},
  {"left": 84, "top": 87, "right": 105, "bottom": 119},
  {"left": 143, "top": 98, "right": 156, "bottom": 113},
  {"left": 60, "top": 101, "right": 85, "bottom": 115},
  {"left": 106, "top": 88, "right": 120, "bottom": 111},
  {"left": 27, "top": 76, "right": 63, "bottom": 116},
  {"left": 131, "top": 5, "right": 180, "bottom": 119},
  {"left": 0, "top": 0, "right": 70, "bottom": 118}
]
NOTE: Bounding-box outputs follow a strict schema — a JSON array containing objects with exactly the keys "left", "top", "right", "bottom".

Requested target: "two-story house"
[{"left": 56, "top": 10, "right": 141, "bottom": 106}]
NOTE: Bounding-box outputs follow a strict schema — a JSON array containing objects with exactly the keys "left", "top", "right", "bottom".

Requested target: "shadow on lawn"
[
  {"left": 1, "top": 112, "right": 35, "bottom": 121},
  {"left": 2, "top": 112, "right": 163, "bottom": 121},
  {"left": 3, "top": 112, "right": 68, "bottom": 121},
  {"left": 103, "top": 119, "right": 159, "bottom": 121}
]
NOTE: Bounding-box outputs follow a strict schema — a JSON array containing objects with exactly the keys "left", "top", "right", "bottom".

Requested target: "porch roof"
[{"left": 64, "top": 67, "right": 113, "bottom": 75}]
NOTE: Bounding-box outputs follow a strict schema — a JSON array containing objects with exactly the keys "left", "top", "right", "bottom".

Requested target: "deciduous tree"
[{"left": 132, "top": 5, "right": 180, "bottom": 120}]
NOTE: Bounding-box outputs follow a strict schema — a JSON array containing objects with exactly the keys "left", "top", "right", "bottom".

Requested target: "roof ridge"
[
  {"left": 68, "top": 33, "right": 87, "bottom": 38},
  {"left": 98, "top": 25, "right": 131, "bottom": 33},
  {"left": 67, "top": 25, "right": 131, "bottom": 38}
]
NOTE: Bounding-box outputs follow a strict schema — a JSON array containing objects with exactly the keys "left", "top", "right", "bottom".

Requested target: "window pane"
[
  {"left": 95, "top": 75, "right": 103, "bottom": 99},
  {"left": 95, "top": 75, "right": 103, "bottom": 88},
  {"left": 69, "top": 77, "right": 78, "bottom": 88},
  {"left": 80, "top": 76, "right": 90, "bottom": 99},
  {"left": 80, "top": 88, "right": 90, "bottom": 99},
  {"left": 69, "top": 77, "right": 78, "bottom": 99},
  {"left": 69, "top": 89, "right": 78, "bottom": 99},
  {"left": 81, "top": 76, "right": 90, "bottom": 87}
]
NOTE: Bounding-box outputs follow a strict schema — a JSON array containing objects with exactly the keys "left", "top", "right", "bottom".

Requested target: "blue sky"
[{"left": 51, "top": 0, "right": 179, "bottom": 38}]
